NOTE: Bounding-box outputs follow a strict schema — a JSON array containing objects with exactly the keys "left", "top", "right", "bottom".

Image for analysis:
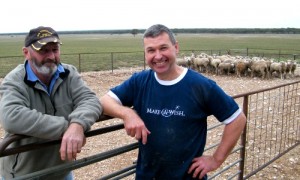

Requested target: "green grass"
[
  {"left": 1, "top": 33, "right": 300, "bottom": 56},
  {"left": 0, "top": 33, "right": 300, "bottom": 77}
]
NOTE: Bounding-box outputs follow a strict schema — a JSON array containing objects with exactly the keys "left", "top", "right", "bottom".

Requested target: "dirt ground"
[{"left": 0, "top": 67, "right": 299, "bottom": 179}]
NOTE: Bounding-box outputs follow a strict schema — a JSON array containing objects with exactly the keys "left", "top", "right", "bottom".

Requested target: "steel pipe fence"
[{"left": 0, "top": 48, "right": 299, "bottom": 78}]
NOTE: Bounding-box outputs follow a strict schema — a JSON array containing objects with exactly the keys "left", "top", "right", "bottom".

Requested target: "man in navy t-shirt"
[{"left": 100, "top": 24, "right": 246, "bottom": 180}]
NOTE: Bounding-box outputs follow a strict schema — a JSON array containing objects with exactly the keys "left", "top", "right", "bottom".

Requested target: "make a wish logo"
[{"left": 146, "top": 106, "right": 185, "bottom": 117}]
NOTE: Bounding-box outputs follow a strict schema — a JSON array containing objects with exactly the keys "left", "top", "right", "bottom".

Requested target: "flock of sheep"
[{"left": 177, "top": 52, "right": 298, "bottom": 79}]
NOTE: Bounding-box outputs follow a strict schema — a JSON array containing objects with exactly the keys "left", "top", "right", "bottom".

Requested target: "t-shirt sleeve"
[
  {"left": 203, "top": 80, "right": 240, "bottom": 122},
  {"left": 110, "top": 73, "right": 138, "bottom": 107}
]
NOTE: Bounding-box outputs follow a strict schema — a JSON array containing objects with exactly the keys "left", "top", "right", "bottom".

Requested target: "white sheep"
[
  {"left": 176, "top": 54, "right": 194, "bottom": 68},
  {"left": 218, "top": 62, "right": 235, "bottom": 75},
  {"left": 193, "top": 57, "right": 210, "bottom": 73},
  {"left": 176, "top": 57, "right": 188, "bottom": 67},
  {"left": 209, "top": 58, "right": 221, "bottom": 74},
  {"left": 290, "top": 61, "right": 297, "bottom": 77},
  {"left": 286, "top": 60, "right": 292, "bottom": 73},
  {"left": 249, "top": 59, "right": 268, "bottom": 79},
  {"left": 270, "top": 61, "right": 286, "bottom": 79}
]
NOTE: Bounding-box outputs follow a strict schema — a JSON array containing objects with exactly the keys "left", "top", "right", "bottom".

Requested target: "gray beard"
[{"left": 32, "top": 61, "right": 58, "bottom": 76}]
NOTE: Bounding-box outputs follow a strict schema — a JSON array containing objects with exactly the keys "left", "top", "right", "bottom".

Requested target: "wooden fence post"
[
  {"left": 78, "top": 53, "right": 81, "bottom": 73},
  {"left": 111, "top": 52, "right": 114, "bottom": 73}
]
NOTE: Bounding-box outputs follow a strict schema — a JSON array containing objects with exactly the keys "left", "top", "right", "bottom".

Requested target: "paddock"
[{"left": 0, "top": 68, "right": 299, "bottom": 179}]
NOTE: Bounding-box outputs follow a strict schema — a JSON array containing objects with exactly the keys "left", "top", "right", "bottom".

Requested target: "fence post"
[
  {"left": 279, "top": 49, "right": 281, "bottom": 60},
  {"left": 78, "top": 54, "right": 81, "bottom": 73},
  {"left": 246, "top": 48, "right": 248, "bottom": 56},
  {"left": 238, "top": 95, "right": 249, "bottom": 180},
  {"left": 111, "top": 52, "right": 114, "bottom": 73}
]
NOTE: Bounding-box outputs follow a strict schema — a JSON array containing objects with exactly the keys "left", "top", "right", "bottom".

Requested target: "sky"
[{"left": 1, "top": 0, "right": 300, "bottom": 33}]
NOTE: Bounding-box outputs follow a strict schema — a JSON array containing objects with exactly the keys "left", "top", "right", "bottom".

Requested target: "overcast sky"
[{"left": 1, "top": 0, "right": 300, "bottom": 33}]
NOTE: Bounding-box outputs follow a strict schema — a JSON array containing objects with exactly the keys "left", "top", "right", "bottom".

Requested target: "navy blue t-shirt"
[{"left": 110, "top": 68, "right": 239, "bottom": 179}]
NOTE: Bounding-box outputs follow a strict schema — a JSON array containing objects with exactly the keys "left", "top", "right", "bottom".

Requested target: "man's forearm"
[{"left": 213, "top": 113, "right": 246, "bottom": 165}]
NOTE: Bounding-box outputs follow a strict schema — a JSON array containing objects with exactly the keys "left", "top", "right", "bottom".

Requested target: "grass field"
[
  {"left": 0, "top": 33, "right": 300, "bottom": 77},
  {"left": 1, "top": 33, "right": 300, "bottom": 56}
]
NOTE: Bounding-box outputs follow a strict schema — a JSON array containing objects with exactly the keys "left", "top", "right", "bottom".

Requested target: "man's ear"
[
  {"left": 175, "top": 41, "right": 179, "bottom": 54},
  {"left": 22, "top": 47, "right": 30, "bottom": 59}
]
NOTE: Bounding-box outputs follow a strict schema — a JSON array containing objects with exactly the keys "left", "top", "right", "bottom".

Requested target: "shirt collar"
[{"left": 25, "top": 60, "right": 65, "bottom": 82}]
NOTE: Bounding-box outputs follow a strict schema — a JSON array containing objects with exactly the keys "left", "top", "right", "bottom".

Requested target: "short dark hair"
[{"left": 143, "top": 24, "right": 176, "bottom": 45}]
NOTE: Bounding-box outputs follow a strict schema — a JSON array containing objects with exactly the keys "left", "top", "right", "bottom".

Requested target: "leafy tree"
[{"left": 131, "top": 29, "right": 139, "bottom": 37}]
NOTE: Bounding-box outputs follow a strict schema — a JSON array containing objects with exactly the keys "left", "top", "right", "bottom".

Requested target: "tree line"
[
  {"left": 1, "top": 28, "right": 300, "bottom": 36},
  {"left": 37, "top": 28, "right": 300, "bottom": 35},
  {"left": 171, "top": 28, "right": 300, "bottom": 34}
]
